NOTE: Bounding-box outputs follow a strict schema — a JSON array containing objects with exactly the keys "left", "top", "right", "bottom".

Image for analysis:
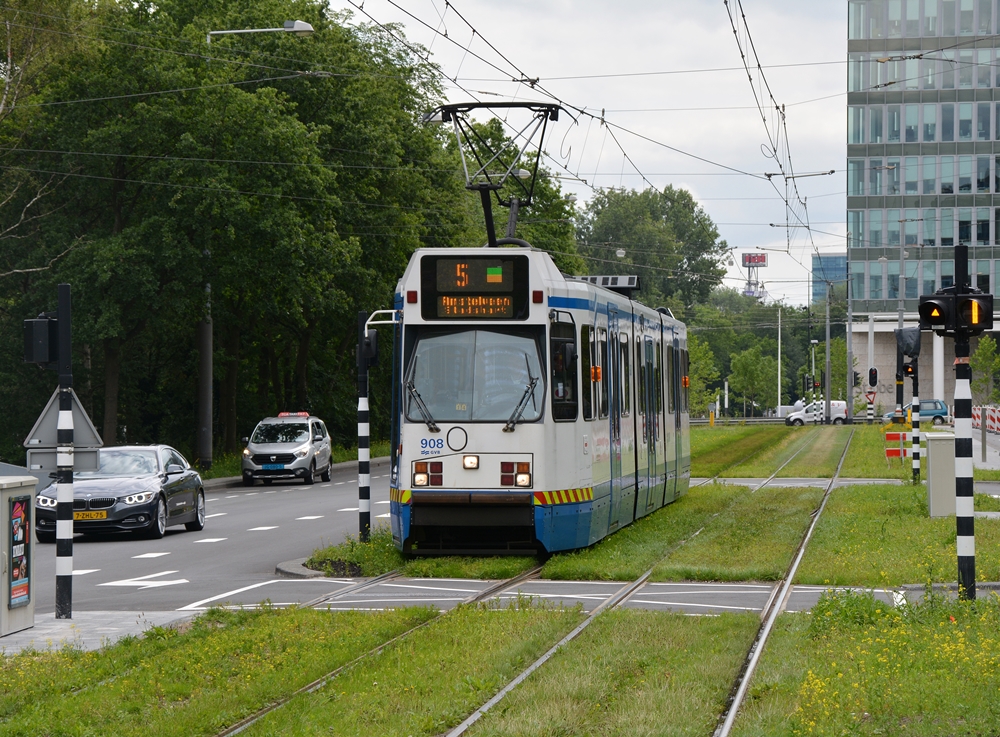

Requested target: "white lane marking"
[
  {"left": 375, "top": 501, "right": 390, "bottom": 505},
  {"left": 627, "top": 598, "right": 761, "bottom": 611},
  {"left": 296, "top": 516, "right": 324, "bottom": 520},
  {"left": 376, "top": 513, "right": 390, "bottom": 518},
  {"left": 73, "top": 569, "right": 100, "bottom": 575},
  {"left": 205, "top": 513, "right": 227, "bottom": 519},
  {"left": 132, "top": 552, "right": 170, "bottom": 559},
  {"left": 320, "top": 484, "right": 332, "bottom": 488},
  {"left": 245, "top": 492, "right": 258, "bottom": 496},
  {"left": 334, "top": 482, "right": 345, "bottom": 486},
  {"left": 338, "top": 507, "right": 359, "bottom": 512},
  {"left": 99, "top": 570, "right": 189, "bottom": 589},
  {"left": 248, "top": 526, "right": 278, "bottom": 531},
  {"left": 225, "top": 495, "right": 239, "bottom": 499},
  {"left": 178, "top": 579, "right": 354, "bottom": 611},
  {"left": 383, "top": 583, "right": 480, "bottom": 594},
  {"left": 264, "top": 490, "right": 276, "bottom": 494},
  {"left": 193, "top": 538, "right": 227, "bottom": 543}
]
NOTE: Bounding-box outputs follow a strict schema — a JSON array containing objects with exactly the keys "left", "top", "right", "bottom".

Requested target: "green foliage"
[
  {"left": 728, "top": 344, "right": 775, "bottom": 416},
  {"left": 971, "top": 333, "right": 1000, "bottom": 404},
  {"left": 686, "top": 334, "right": 719, "bottom": 416}
]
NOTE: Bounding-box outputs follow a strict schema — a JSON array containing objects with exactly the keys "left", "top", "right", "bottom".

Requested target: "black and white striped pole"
[
  {"left": 357, "top": 311, "right": 372, "bottom": 543},
  {"left": 954, "top": 335, "right": 975, "bottom": 600},
  {"left": 897, "top": 328, "right": 921, "bottom": 484},
  {"left": 55, "top": 284, "right": 74, "bottom": 618},
  {"left": 910, "top": 374, "right": 920, "bottom": 484}
]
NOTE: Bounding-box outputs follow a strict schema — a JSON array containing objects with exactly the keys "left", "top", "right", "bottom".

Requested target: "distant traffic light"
[
  {"left": 903, "top": 363, "right": 915, "bottom": 377},
  {"left": 868, "top": 367, "right": 878, "bottom": 387},
  {"left": 853, "top": 371, "right": 861, "bottom": 387}
]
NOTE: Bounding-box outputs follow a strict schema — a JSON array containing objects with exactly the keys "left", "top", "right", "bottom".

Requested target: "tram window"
[
  {"left": 653, "top": 341, "right": 662, "bottom": 414},
  {"left": 598, "top": 328, "right": 609, "bottom": 419},
  {"left": 620, "top": 335, "right": 630, "bottom": 417},
  {"left": 581, "top": 326, "right": 594, "bottom": 420},
  {"left": 550, "top": 322, "right": 578, "bottom": 421},
  {"left": 636, "top": 340, "right": 645, "bottom": 413},
  {"left": 666, "top": 345, "right": 675, "bottom": 414},
  {"left": 681, "top": 348, "right": 690, "bottom": 412}
]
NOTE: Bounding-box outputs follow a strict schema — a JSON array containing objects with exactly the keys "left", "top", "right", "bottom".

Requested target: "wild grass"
[
  {"left": 240, "top": 601, "right": 583, "bottom": 736},
  {"left": 0, "top": 606, "right": 435, "bottom": 736},
  {"left": 838, "top": 424, "right": 911, "bottom": 480},
  {"left": 776, "top": 426, "right": 852, "bottom": 478},
  {"left": 651, "top": 485, "right": 825, "bottom": 582},
  {"left": 797, "top": 482, "right": 1000, "bottom": 587},
  {"left": 732, "top": 591, "right": 1000, "bottom": 736},
  {"left": 976, "top": 493, "right": 1000, "bottom": 511},
  {"left": 720, "top": 429, "right": 814, "bottom": 478},
  {"left": 692, "top": 425, "right": 794, "bottom": 478},
  {"left": 467, "top": 609, "right": 760, "bottom": 737},
  {"left": 541, "top": 483, "right": 749, "bottom": 581}
]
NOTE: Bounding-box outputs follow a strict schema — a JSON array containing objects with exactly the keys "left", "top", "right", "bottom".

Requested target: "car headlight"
[
  {"left": 294, "top": 448, "right": 309, "bottom": 458},
  {"left": 242, "top": 447, "right": 252, "bottom": 458},
  {"left": 122, "top": 491, "right": 156, "bottom": 505},
  {"left": 36, "top": 496, "right": 57, "bottom": 508}
]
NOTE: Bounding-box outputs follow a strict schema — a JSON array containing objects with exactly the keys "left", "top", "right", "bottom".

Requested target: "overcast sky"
[{"left": 327, "top": 0, "right": 847, "bottom": 306}]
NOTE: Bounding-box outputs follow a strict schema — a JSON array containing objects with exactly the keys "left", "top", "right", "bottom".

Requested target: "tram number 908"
[{"left": 420, "top": 438, "right": 444, "bottom": 455}]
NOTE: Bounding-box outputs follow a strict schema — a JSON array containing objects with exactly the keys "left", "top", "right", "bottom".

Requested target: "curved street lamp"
[{"left": 207, "top": 20, "right": 314, "bottom": 43}]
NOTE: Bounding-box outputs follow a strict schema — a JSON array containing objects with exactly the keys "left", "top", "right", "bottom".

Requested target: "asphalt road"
[{"left": 28, "top": 460, "right": 391, "bottom": 616}]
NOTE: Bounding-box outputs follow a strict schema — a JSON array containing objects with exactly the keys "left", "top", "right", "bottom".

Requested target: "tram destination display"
[{"left": 421, "top": 254, "right": 530, "bottom": 320}]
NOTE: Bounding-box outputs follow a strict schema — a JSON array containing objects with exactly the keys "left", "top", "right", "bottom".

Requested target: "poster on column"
[{"left": 9, "top": 496, "right": 30, "bottom": 609}]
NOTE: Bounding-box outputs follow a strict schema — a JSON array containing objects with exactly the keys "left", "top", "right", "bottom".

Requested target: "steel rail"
[
  {"left": 712, "top": 427, "right": 855, "bottom": 737},
  {"left": 213, "top": 566, "right": 542, "bottom": 737}
]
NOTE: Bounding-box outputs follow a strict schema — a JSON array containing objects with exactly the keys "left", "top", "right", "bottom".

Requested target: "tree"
[
  {"left": 729, "top": 344, "right": 770, "bottom": 417},
  {"left": 577, "top": 186, "right": 728, "bottom": 307},
  {"left": 686, "top": 334, "right": 719, "bottom": 417},
  {"left": 971, "top": 334, "right": 1000, "bottom": 405}
]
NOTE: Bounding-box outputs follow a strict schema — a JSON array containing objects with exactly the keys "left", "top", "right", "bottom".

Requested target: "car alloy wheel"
[
  {"left": 186, "top": 491, "right": 206, "bottom": 531},
  {"left": 147, "top": 496, "right": 167, "bottom": 539},
  {"left": 304, "top": 462, "right": 315, "bottom": 485},
  {"left": 933, "top": 415, "right": 944, "bottom": 425}
]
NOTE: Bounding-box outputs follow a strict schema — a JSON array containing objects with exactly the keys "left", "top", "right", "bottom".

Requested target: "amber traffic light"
[{"left": 957, "top": 295, "right": 993, "bottom": 333}]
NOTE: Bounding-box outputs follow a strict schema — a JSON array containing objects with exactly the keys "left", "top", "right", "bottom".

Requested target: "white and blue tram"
[{"left": 388, "top": 246, "right": 691, "bottom": 555}]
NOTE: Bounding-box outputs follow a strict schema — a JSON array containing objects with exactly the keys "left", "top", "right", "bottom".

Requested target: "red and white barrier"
[{"left": 973, "top": 406, "right": 982, "bottom": 429}]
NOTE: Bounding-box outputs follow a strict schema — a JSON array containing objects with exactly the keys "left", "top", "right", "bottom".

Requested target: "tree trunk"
[{"left": 102, "top": 337, "right": 120, "bottom": 444}]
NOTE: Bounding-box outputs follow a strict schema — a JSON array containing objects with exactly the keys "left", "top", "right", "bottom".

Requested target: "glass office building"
[
  {"left": 812, "top": 254, "right": 848, "bottom": 303},
  {"left": 848, "top": 0, "right": 1000, "bottom": 313}
]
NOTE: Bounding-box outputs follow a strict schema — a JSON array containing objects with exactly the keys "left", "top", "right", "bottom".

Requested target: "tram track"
[
  {"left": 692, "top": 424, "right": 815, "bottom": 489},
  {"left": 213, "top": 565, "right": 543, "bottom": 737}
]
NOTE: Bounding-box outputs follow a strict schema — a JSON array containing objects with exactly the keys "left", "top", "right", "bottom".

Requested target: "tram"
[{"left": 387, "top": 245, "right": 691, "bottom": 555}]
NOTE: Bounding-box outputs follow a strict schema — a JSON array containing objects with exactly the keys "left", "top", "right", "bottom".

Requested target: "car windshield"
[
  {"left": 252, "top": 423, "right": 309, "bottom": 444},
  {"left": 405, "top": 329, "right": 543, "bottom": 423},
  {"left": 78, "top": 449, "right": 159, "bottom": 477}
]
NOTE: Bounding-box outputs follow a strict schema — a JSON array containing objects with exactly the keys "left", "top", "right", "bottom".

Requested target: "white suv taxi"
[{"left": 241, "top": 412, "right": 333, "bottom": 486}]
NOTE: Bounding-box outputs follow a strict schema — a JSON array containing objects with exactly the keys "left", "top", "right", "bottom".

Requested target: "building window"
[
  {"left": 888, "top": 261, "right": 900, "bottom": 299},
  {"left": 977, "top": 260, "right": 991, "bottom": 291},
  {"left": 996, "top": 155, "right": 1000, "bottom": 192},
  {"left": 848, "top": 160, "right": 865, "bottom": 196},
  {"left": 870, "top": 261, "right": 883, "bottom": 299},
  {"left": 870, "top": 106, "right": 884, "bottom": 143},
  {"left": 849, "top": 107, "right": 864, "bottom": 144},
  {"left": 942, "top": 51, "right": 956, "bottom": 89},
  {"left": 849, "top": 211, "right": 863, "bottom": 247},
  {"left": 942, "top": 260, "right": 955, "bottom": 289},
  {"left": 905, "top": 157, "right": 919, "bottom": 194},
  {"left": 923, "top": 57, "right": 938, "bottom": 89},
  {"left": 960, "top": 50, "right": 975, "bottom": 86},
  {"left": 923, "top": 157, "right": 936, "bottom": 194},
  {"left": 959, "top": 208, "right": 973, "bottom": 244},
  {"left": 870, "top": 159, "right": 884, "bottom": 196},
  {"left": 905, "top": 58, "right": 919, "bottom": 89},
  {"left": 923, "top": 209, "right": 937, "bottom": 246},
  {"left": 888, "top": 105, "right": 902, "bottom": 142},
  {"left": 979, "top": 156, "right": 992, "bottom": 193},
  {"left": 979, "top": 49, "right": 993, "bottom": 87},
  {"left": 978, "top": 207, "right": 990, "bottom": 244},
  {"left": 905, "top": 105, "right": 919, "bottom": 142},
  {"left": 888, "top": 209, "right": 901, "bottom": 246},
  {"left": 889, "top": 0, "right": 903, "bottom": 36},
  {"left": 849, "top": 1, "right": 867, "bottom": 39},
  {"left": 979, "top": 0, "right": 993, "bottom": 33},
  {"left": 904, "top": 208, "right": 919, "bottom": 246},
  {"left": 906, "top": 260, "right": 919, "bottom": 299},
  {"left": 870, "top": 210, "right": 884, "bottom": 247},
  {"left": 942, "top": 156, "right": 955, "bottom": 194},
  {"left": 849, "top": 54, "right": 865, "bottom": 92},
  {"left": 888, "top": 157, "right": 901, "bottom": 194},
  {"left": 923, "top": 104, "right": 937, "bottom": 142},
  {"left": 872, "top": 0, "right": 887, "bottom": 37},
  {"left": 942, "top": 209, "right": 955, "bottom": 246},
  {"left": 906, "top": 0, "right": 920, "bottom": 35},
  {"left": 923, "top": 261, "right": 937, "bottom": 295},
  {"left": 979, "top": 102, "right": 991, "bottom": 140},
  {"left": 959, "top": 156, "right": 973, "bottom": 192},
  {"left": 960, "top": 0, "right": 974, "bottom": 33},
  {"left": 925, "top": 0, "right": 939, "bottom": 34},
  {"left": 852, "top": 261, "right": 866, "bottom": 299},
  {"left": 942, "top": 103, "right": 955, "bottom": 141},
  {"left": 943, "top": 1, "right": 957, "bottom": 36},
  {"left": 960, "top": 103, "right": 973, "bottom": 139}
]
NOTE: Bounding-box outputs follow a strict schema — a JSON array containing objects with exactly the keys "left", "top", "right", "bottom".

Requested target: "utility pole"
[{"left": 825, "top": 284, "right": 832, "bottom": 424}]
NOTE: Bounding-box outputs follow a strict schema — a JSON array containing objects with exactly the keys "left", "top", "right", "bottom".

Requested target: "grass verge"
[
  {"left": 692, "top": 425, "right": 794, "bottom": 478},
  {"left": 651, "top": 485, "right": 825, "bottom": 582},
  {"left": 838, "top": 424, "right": 910, "bottom": 480},
  {"left": 0, "top": 606, "right": 435, "bottom": 736},
  {"left": 720, "top": 430, "right": 814, "bottom": 478},
  {"left": 776, "top": 426, "right": 852, "bottom": 478},
  {"left": 240, "top": 601, "right": 583, "bottom": 736},
  {"left": 467, "top": 609, "right": 759, "bottom": 737},
  {"left": 796, "top": 482, "right": 1000, "bottom": 586},
  {"left": 732, "top": 591, "right": 1000, "bottom": 736},
  {"left": 541, "top": 483, "right": 749, "bottom": 581}
]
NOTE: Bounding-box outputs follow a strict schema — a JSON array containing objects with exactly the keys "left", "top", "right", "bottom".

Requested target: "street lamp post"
[{"left": 195, "top": 20, "right": 314, "bottom": 470}]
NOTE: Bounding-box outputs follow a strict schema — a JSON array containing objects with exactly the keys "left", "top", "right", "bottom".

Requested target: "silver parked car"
[{"left": 241, "top": 412, "right": 333, "bottom": 486}]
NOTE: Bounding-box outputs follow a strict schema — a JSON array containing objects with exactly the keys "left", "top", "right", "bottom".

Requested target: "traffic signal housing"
[
  {"left": 919, "top": 292, "right": 993, "bottom": 334},
  {"left": 853, "top": 371, "right": 861, "bottom": 387},
  {"left": 868, "top": 367, "right": 878, "bottom": 387},
  {"left": 918, "top": 294, "right": 955, "bottom": 332},
  {"left": 903, "top": 363, "right": 915, "bottom": 378},
  {"left": 957, "top": 294, "right": 993, "bottom": 334}
]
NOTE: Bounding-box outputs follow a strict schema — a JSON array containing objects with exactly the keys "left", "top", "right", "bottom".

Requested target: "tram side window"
[
  {"left": 681, "top": 348, "right": 690, "bottom": 412},
  {"left": 550, "top": 322, "right": 578, "bottom": 421},
  {"left": 653, "top": 340, "right": 663, "bottom": 414},
  {"left": 598, "top": 327, "right": 609, "bottom": 419},
  {"left": 636, "top": 340, "right": 645, "bottom": 413},
  {"left": 620, "top": 335, "right": 630, "bottom": 417},
  {"left": 581, "top": 326, "right": 594, "bottom": 420},
  {"left": 666, "top": 345, "right": 675, "bottom": 414}
]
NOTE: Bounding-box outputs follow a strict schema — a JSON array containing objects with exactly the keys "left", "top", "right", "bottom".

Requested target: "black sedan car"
[{"left": 35, "top": 446, "right": 206, "bottom": 542}]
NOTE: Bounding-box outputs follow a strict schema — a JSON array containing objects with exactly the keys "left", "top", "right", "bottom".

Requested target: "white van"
[{"left": 784, "top": 400, "right": 847, "bottom": 426}]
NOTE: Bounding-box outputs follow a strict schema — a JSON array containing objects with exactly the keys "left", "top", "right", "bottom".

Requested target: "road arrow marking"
[{"left": 99, "top": 571, "right": 188, "bottom": 589}]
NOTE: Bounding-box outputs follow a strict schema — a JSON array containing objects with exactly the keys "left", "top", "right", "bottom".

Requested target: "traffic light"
[
  {"left": 853, "top": 371, "right": 861, "bottom": 387},
  {"left": 956, "top": 294, "right": 993, "bottom": 334},
  {"left": 868, "top": 367, "right": 878, "bottom": 387},
  {"left": 903, "top": 363, "right": 915, "bottom": 378},
  {"left": 918, "top": 294, "right": 955, "bottom": 332}
]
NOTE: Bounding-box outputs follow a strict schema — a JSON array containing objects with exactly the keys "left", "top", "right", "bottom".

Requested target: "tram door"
[
  {"left": 607, "top": 307, "right": 623, "bottom": 530},
  {"left": 663, "top": 337, "right": 679, "bottom": 504},
  {"left": 641, "top": 335, "right": 658, "bottom": 513}
]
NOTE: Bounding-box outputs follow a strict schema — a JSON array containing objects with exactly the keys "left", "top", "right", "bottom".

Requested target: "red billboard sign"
[{"left": 742, "top": 253, "right": 768, "bottom": 267}]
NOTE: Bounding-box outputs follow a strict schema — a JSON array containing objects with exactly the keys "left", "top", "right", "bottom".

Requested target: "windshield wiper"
[
  {"left": 405, "top": 379, "right": 440, "bottom": 433},
  {"left": 503, "top": 356, "right": 539, "bottom": 433}
]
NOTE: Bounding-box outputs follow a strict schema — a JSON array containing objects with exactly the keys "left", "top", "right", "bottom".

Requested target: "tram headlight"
[
  {"left": 413, "top": 461, "right": 428, "bottom": 487},
  {"left": 463, "top": 455, "right": 479, "bottom": 469},
  {"left": 514, "top": 473, "right": 531, "bottom": 487}
]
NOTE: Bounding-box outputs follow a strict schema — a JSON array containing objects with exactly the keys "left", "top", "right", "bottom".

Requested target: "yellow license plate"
[{"left": 74, "top": 511, "right": 107, "bottom": 521}]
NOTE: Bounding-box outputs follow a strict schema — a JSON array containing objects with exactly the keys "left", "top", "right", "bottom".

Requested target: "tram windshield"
[{"left": 405, "top": 329, "right": 544, "bottom": 423}]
